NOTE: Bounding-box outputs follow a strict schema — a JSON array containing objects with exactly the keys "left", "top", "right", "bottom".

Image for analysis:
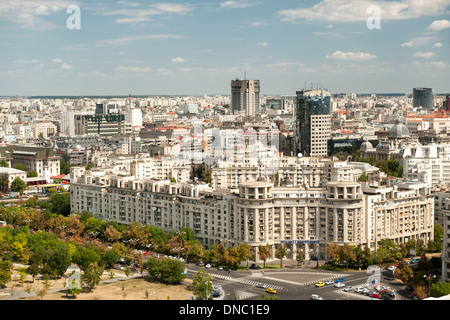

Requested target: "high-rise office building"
[
  {"left": 294, "top": 89, "right": 331, "bottom": 157},
  {"left": 413, "top": 87, "right": 434, "bottom": 109},
  {"left": 445, "top": 94, "right": 450, "bottom": 112},
  {"left": 230, "top": 79, "right": 261, "bottom": 116}
]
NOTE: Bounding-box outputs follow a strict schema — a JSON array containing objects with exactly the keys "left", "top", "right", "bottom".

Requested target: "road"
[{"left": 186, "top": 264, "right": 412, "bottom": 301}]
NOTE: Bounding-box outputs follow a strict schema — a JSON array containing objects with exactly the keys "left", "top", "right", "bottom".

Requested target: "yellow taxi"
[
  {"left": 266, "top": 288, "right": 277, "bottom": 294},
  {"left": 315, "top": 282, "right": 325, "bottom": 287}
]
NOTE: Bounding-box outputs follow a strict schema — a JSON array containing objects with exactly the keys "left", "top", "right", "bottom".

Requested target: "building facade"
[
  {"left": 413, "top": 87, "right": 434, "bottom": 109},
  {"left": 71, "top": 168, "right": 434, "bottom": 262},
  {"left": 231, "top": 79, "right": 261, "bottom": 116},
  {"left": 294, "top": 89, "right": 331, "bottom": 157}
]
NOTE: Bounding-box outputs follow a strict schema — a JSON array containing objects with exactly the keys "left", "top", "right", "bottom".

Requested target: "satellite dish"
[{"left": 297, "top": 153, "right": 303, "bottom": 158}]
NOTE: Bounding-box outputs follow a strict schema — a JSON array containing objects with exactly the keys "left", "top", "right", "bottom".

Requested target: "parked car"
[
  {"left": 410, "top": 257, "right": 420, "bottom": 264},
  {"left": 362, "top": 288, "right": 371, "bottom": 295},
  {"left": 266, "top": 288, "right": 277, "bottom": 294},
  {"left": 387, "top": 265, "right": 396, "bottom": 271},
  {"left": 370, "top": 293, "right": 381, "bottom": 299},
  {"left": 311, "top": 294, "right": 323, "bottom": 300},
  {"left": 355, "top": 287, "right": 365, "bottom": 293}
]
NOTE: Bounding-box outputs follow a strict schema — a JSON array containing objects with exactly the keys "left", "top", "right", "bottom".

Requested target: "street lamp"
[{"left": 424, "top": 273, "right": 436, "bottom": 297}]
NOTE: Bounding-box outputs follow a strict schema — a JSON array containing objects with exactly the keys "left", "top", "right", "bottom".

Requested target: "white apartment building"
[
  {"left": 402, "top": 142, "right": 450, "bottom": 185},
  {"left": 71, "top": 165, "right": 434, "bottom": 262}
]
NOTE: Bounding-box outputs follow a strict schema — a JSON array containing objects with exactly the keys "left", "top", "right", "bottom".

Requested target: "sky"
[{"left": 0, "top": 0, "right": 450, "bottom": 96}]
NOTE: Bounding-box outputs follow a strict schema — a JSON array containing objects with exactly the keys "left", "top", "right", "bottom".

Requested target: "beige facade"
[{"left": 71, "top": 169, "right": 434, "bottom": 262}]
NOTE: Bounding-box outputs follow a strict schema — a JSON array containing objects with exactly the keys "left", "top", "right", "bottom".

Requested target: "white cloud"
[
  {"left": 171, "top": 57, "right": 185, "bottom": 63},
  {"left": 433, "top": 42, "right": 443, "bottom": 47},
  {"left": 277, "top": 0, "right": 450, "bottom": 23},
  {"left": 52, "top": 58, "right": 62, "bottom": 63},
  {"left": 250, "top": 20, "right": 267, "bottom": 27},
  {"left": 60, "top": 63, "right": 73, "bottom": 70},
  {"left": 413, "top": 51, "right": 435, "bottom": 59},
  {"left": 257, "top": 42, "right": 269, "bottom": 47},
  {"left": 115, "top": 16, "right": 152, "bottom": 24},
  {"left": 0, "top": 1, "right": 76, "bottom": 30},
  {"left": 426, "top": 19, "right": 450, "bottom": 31},
  {"left": 14, "top": 59, "right": 40, "bottom": 64},
  {"left": 104, "top": 2, "right": 193, "bottom": 24},
  {"left": 95, "top": 34, "right": 183, "bottom": 46},
  {"left": 115, "top": 66, "right": 153, "bottom": 73},
  {"left": 428, "top": 61, "right": 448, "bottom": 68},
  {"left": 326, "top": 50, "right": 377, "bottom": 61},
  {"left": 401, "top": 36, "right": 438, "bottom": 47},
  {"left": 220, "top": 0, "right": 259, "bottom": 9}
]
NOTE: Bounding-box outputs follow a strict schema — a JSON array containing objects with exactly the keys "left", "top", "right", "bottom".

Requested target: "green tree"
[
  {"left": 10, "top": 177, "right": 27, "bottom": 195},
  {"left": 143, "top": 257, "right": 162, "bottom": 280},
  {"left": 0, "top": 260, "right": 13, "bottom": 288},
  {"left": 258, "top": 244, "right": 272, "bottom": 268},
  {"left": 12, "top": 163, "right": 27, "bottom": 172},
  {"left": 159, "top": 258, "right": 186, "bottom": 284},
  {"left": 430, "top": 281, "right": 450, "bottom": 298},
  {"left": 83, "top": 262, "right": 104, "bottom": 290},
  {"left": 46, "top": 242, "right": 71, "bottom": 277},
  {"left": 275, "top": 244, "right": 287, "bottom": 268},
  {"left": 49, "top": 193, "right": 71, "bottom": 216},
  {"left": 27, "top": 170, "right": 38, "bottom": 178},
  {"left": 72, "top": 246, "right": 101, "bottom": 272},
  {"left": 0, "top": 173, "right": 9, "bottom": 192},
  {"left": 0, "top": 159, "right": 9, "bottom": 167},
  {"left": 193, "top": 269, "right": 213, "bottom": 300}
]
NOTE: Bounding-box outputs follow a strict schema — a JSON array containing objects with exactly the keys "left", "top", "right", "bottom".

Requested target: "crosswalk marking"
[{"left": 241, "top": 280, "right": 284, "bottom": 290}]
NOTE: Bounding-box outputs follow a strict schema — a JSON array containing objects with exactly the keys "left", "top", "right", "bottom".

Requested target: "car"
[
  {"left": 198, "top": 262, "right": 204, "bottom": 266},
  {"left": 325, "top": 280, "right": 334, "bottom": 285},
  {"left": 387, "top": 265, "right": 396, "bottom": 271},
  {"left": 365, "top": 291, "right": 376, "bottom": 296},
  {"left": 266, "top": 288, "right": 277, "bottom": 294},
  {"left": 355, "top": 287, "right": 364, "bottom": 293},
  {"left": 370, "top": 293, "right": 381, "bottom": 299},
  {"left": 315, "top": 282, "right": 325, "bottom": 287},
  {"left": 362, "top": 288, "right": 371, "bottom": 295},
  {"left": 249, "top": 264, "right": 261, "bottom": 269},
  {"left": 205, "top": 263, "right": 211, "bottom": 268},
  {"left": 256, "top": 283, "right": 269, "bottom": 289},
  {"left": 334, "top": 282, "right": 345, "bottom": 288},
  {"left": 212, "top": 289, "right": 222, "bottom": 298},
  {"left": 336, "top": 278, "right": 345, "bottom": 283},
  {"left": 344, "top": 286, "right": 353, "bottom": 292},
  {"left": 311, "top": 294, "right": 323, "bottom": 300},
  {"left": 214, "top": 285, "right": 222, "bottom": 290},
  {"left": 218, "top": 266, "right": 223, "bottom": 271},
  {"left": 410, "top": 257, "right": 420, "bottom": 264}
]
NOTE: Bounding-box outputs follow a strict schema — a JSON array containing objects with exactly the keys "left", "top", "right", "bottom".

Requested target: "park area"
[{"left": 0, "top": 263, "right": 193, "bottom": 300}]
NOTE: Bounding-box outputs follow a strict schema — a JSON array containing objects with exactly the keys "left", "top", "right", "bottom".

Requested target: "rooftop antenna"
[{"left": 244, "top": 70, "right": 247, "bottom": 80}]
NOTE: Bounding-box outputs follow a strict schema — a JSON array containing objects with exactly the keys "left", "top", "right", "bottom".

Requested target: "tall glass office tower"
[
  {"left": 231, "top": 79, "right": 261, "bottom": 116},
  {"left": 294, "top": 89, "right": 331, "bottom": 157},
  {"left": 413, "top": 87, "right": 434, "bottom": 109}
]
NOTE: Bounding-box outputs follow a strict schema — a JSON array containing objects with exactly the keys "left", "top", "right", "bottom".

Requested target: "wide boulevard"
[{"left": 185, "top": 262, "right": 412, "bottom": 301}]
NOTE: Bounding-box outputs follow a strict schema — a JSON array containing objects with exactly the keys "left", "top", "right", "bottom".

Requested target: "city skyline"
[{"left": 1, "top": 0, "right": 450, "bottom": 96}]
